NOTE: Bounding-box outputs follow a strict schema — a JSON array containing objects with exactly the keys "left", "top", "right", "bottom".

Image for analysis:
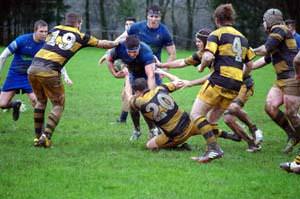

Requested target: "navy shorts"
[{"left": 2, "top": 70, "right": 32, "bottom": 94}]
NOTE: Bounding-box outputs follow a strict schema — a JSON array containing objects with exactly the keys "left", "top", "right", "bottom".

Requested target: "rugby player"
[
  {"left": 253, "top": 8, "right": 300, "bottom": 153},
  {"left": 0, "top": 20, "right": 72, "bottom": 121},
  {"left": 190, "top": 3, "right": 255, "bottom": 162},
  {"left": 28, "top": 12, "right": 119, "bottom": 147}
]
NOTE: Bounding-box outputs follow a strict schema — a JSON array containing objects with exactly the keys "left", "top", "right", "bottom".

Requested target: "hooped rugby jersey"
[
  {"left": 33, "top": 25, "right": 98, "bottom": 71},
  {"left": 265, "top": 25, "right": 298, "bottom": 80},
  {"left": 205, "top": 26, "right": 255, "bottom": 91},
  {"left": 130, "top": 83, "right": 191, "bottom": 138}
]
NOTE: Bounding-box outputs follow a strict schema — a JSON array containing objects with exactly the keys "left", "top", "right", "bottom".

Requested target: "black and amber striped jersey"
[
  {"left": 130, "top": 83, "right": 191, "bottom": 138},
  {"left": 184, "top": 50, "right": 204, "bottom": 66},
  {"left": 32, "top": 25, "right": 99, "bottom": 72},
  {"left": 265, "top": 25, "right": 298, "bottom": 80},
  {"left": 205, "top": 26, "right": 255, "bottom": 91}
]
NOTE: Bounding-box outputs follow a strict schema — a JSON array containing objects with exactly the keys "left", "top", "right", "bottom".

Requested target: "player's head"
[
  {"left": 125, "top": 35, "right": 140, "bottom": 58},
  {"left": 263, "top": 8, "right": 283, "bottom": 31},
  {"left": 125, "top": 17, "right": 136, "bottom": 31},
  {"left": 33, "top": 20, "right": 48, "bottom": 42},
  {"left": 146, "top": 5, "right": 161, "bottom": 29},
  {"left": 285, "top": 19, "right": 296, "bottom": 32},
  {"left": 213, "top": 3, "right": 236, "bottom": 27},
  {"left": 195, "top": 28, "right": 211, "bottom": 50},
  {"left": 65, "top": 12, "right": 82, "bottom": 29},
  {"left": 132, "top": 78, "right": 148, "bottom": 94}
]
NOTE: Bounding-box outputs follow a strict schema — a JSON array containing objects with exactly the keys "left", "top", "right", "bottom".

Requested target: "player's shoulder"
[
  {"left": 129, "top": 21, "right": 147, "bottom": 31},
  {"left": 16, "top": 33, "right": 33, "bottom": 41}
]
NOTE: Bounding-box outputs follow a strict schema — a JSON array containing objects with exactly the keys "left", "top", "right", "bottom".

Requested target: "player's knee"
[
  {"left": 0, "top": 99, "right": 8, "bottom": 108},
  {"left": 52, "top": 105, "right": 64, "bottom": 117},
  {"left": 224, "top": 113, "right": 234, "bottom": 124},
  {"left": 264, "top": 102, "right": 276, "bottom": 115}
]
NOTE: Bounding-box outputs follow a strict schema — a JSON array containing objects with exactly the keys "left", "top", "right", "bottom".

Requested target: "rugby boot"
[
  {"left": 246, "top": 142, "right": 262, "bottom": 153},
  {"left": 254, "top": 129, "right": 264, "bottom": 145},
  {"left": 130, "top": 130, "right": 141, "bottom": 141},
  {"left": 280, "top": 161, "right": 300, "bottom": 174},
  {"left": 191, "top": 143, "right": 224, "bottom": 163},
  {"left": 35, "top": 133, "right": 52, "bottom": 148},
  {"left": 282, "top": 137, "right": 300, "bottom": 154},
  {"left": 12, "top": 100, "right": 22, "bottom": 121}
]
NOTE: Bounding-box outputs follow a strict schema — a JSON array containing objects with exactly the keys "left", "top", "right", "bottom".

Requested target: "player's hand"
[
  {"left": 98, "top": 54, "right": 107, "bottom": 65},
  {"left": 197, "top": 64, "right": 205, "bottom": 72},
  {"left": 181, "top": 80, "right": 191, "bottom": 88},
  {"left": 64, "top": 77, "right": 73, "bottom": 86}
]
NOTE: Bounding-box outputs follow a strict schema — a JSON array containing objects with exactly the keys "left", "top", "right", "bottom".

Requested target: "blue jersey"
[
  {"left": 8, "top": 33, "right": 44, "bottom": 74},
  {"left": 127, "top": 21, "right": 173, "bottom": 61},
  {"left": 293, "top": 32, "right": 300, "bottom": 50},
  {"left": 110, "top": 42, "right": 155, "bottom": 77}
]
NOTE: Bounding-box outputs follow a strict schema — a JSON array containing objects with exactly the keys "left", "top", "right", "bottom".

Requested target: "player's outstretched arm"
[
  {"left": 155, "top": 68, "right": 180, "bottom": 81},
  {"left": 97, "top": 40, "right": 119, "bottom": 49},
  {"left": 156, "top": 59, "right": 186, "bottom": 69},
  {"left": 253, "top": 45, "right": 268, "bottom": 56},
  {"left": 252, "top": 56, "right": 267, "bottom": 70},
  {"left": 0, "top": 48, "right": 12, "bottom": 75},
  {"left": 184, "top": 73, "right": 210, "bottom": 88}
]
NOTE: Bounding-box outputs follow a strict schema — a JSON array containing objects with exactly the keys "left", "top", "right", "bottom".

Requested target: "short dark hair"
[
  {"left": 125, "top": 35, "right": 140, "bottom": 50},
  {"left": 132, "top": 78, "right": 148, "bottom": 92},
  {"left": 147, "top": 4, "right": 161, "bottom": 15},
  {"left": 214, "top": 3, "right": 236, "bottom": 25},
  {"left": 65, "top": 12, "right": 82, "bottom": 27},
  {"left": 126, "top": 17, "right": 136, "bottom": 23},
  {"left": 34, "top": 20, "right": 48, "bottom": 31}
]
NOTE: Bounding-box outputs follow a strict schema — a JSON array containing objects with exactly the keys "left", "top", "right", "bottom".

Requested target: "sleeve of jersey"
[
  {"left": 82, "top": 33, "right": 99, "bottom": 47},
  {"left": 184, "top": 51, "right": 202, "bottom": 66},
  {"left": 143, "top": 52, "right": 155, "bottom": 65},
  {"left": 265, "top": 27, "right": 285, "bottom": 53},
  {"left": 245, "top": 47, "right": 256, "bottom": 63},
  {"left": 127, "top": 25, "right": 136, "bottom": 35},
  {"left": 7, "top": 37, "right": 21, "bottom": 53},
  {"left": 160, "top": 82, "right": 176, "bottom": 93},
  {"left": 205, "top": 34, "right": 218, "bottom": 54},
  {"left": 108, "top": 48, "right": 117, "bottom": 61},
  {"left": 162, "top": 27, "right": 174, "bottom": 46},
  {"left": 129, "top": 96, "right": 141, "bottom": 111}
]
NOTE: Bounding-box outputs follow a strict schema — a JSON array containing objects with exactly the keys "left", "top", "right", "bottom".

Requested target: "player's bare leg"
[{"left": 0, "top": 90, "right": 22, "bottom": 121}]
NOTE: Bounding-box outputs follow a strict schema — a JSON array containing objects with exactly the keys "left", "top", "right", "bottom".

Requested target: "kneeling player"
[{"left": 126, "top": 77, "right": 223, "bottom": 163}]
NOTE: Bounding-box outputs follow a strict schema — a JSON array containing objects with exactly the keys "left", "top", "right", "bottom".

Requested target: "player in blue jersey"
[
  {"left": 0, "top": 20, "right": 48, "bottom": 121},
  {"left": 126, "top": 5, "right": 176, "bottom": 63},
  {"left": 107, "top": 35, "right": 159, "bottom": 140},
  {"left": 122, "top": 5, "right": 176, "bottom": 139},
  {"left": 0, "top": 20, "right": 72, "bottom": 121}
]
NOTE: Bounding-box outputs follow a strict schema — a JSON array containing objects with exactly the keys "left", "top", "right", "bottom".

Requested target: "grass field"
[{"left": 0, "top": 47, "right": 299, "bottom": 199}]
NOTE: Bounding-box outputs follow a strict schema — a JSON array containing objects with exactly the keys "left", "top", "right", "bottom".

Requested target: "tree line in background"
[{"left": 1, "top": 0, "right": 300, "bottom": 49}]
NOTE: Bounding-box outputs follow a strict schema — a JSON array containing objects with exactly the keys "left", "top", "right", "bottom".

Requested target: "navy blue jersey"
[
  {"left": 8, "top": 33, "right": 44, "bottom": 74},
  {"left": 127, "top": 21, "right": 173, "bottom": 61},
  {"left": 109, "top": 42, "right": 155, "bottom": 77}
]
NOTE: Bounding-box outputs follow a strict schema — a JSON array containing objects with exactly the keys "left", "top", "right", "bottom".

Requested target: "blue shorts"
[{"left": 2, "top": 70, "right": 32, "bottom": 94}]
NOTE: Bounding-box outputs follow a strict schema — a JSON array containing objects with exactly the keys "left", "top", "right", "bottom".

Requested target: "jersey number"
[
  {"left": 47, "top": 30, "right": 76, "bottom": 50},
  {"left": 145, "top": 93, "right": 175, "bottom": 122},
  {"left": 232, "top": 37, "right": 242, "bottom": 62}
]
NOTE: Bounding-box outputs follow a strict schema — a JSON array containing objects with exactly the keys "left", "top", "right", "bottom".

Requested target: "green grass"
[{"left": 0, "top": 48, "right": 299, "bottom": 199}]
